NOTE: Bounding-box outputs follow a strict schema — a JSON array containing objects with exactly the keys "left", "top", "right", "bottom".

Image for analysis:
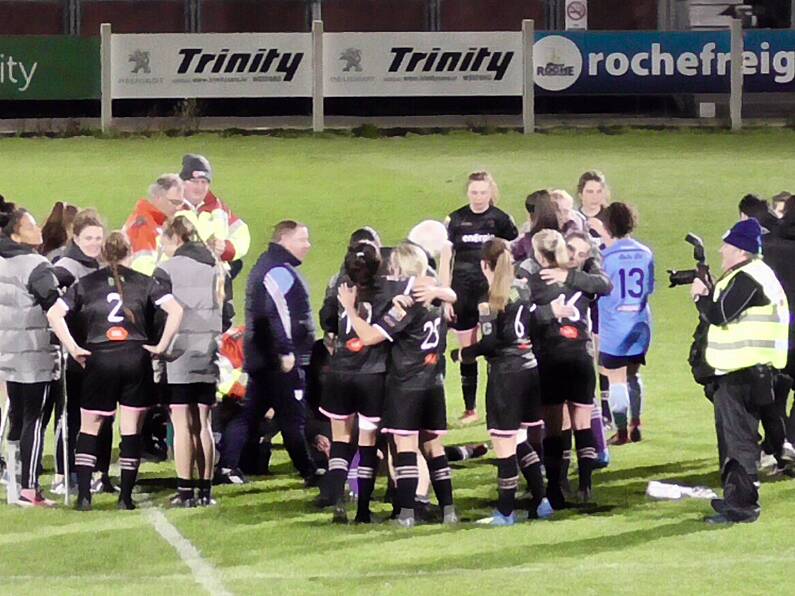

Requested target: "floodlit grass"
[{"left": 1, "top": 129, "right": 795, "bottom": 595}]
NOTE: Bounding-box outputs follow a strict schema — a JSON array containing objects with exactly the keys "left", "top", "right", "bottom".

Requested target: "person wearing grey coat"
[{"left": 0, "top": 209, "right": 60, "bottom": 506}]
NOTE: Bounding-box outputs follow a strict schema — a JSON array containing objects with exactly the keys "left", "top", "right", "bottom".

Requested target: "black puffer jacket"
[{"left": 763, "top": 216, "right": 795, "bottom": 345}]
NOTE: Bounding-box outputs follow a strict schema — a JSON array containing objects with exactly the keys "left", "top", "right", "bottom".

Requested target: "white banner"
[
  {"left": 565, "top": 0, "right": 588, "bottom": 31},
  {"left": 111, "top": 33, "right": 312, "bottom": 99},
  {"left": 324, "top": 32, "right": 522, "bottom": 97}
]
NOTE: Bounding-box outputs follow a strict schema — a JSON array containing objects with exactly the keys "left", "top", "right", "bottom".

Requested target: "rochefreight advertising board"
[
  {"left": 324, "top": 32, "right": 522, "bottom": 97},
  {"left": 111, "top": 33, "right": 312, "bottom": 99},
  {"left": 0, "top": 37, "right": 99, "bottom": 100}
]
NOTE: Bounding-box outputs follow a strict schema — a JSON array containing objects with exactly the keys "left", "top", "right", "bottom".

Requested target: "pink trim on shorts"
[
  {"left": 120, "top": 405, "right": 151, "bottom": 412},
  {"left": 358, "top": 413, "right": 381, "bottom": 423},
  {"left": 169, "top": 404, "right": 190, "bottom": 409},
  {"left": 381, "top": 427, "right": 419, "bottom": 436},
  {"left": 489, "top": 428, "right": 519, "bottom": 437},
  {"left": 571, "top": 402, "right": 595, "bottom": 409},
  {"left": 318, "top": 407, "right": 354, "bottom": 421},
  {"left": 80, "top": 408, "right": 116, "bottom": 417},
  {"left": 523, "top": 420, "right": 545, "bottom": 427}
]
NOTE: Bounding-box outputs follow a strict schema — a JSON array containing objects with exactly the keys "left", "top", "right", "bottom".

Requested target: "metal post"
[
  {"left": 522, "top": 19, "right": 535, "bottom": 134},
  {"left": 100, "top": 22, "right": 112, "bottom": 134},
  {"left": 312, "top": 20, "right": 324, "bottom": 132},
  {"left": 729, "top": 18, "right": 743, "bottom": 131}
]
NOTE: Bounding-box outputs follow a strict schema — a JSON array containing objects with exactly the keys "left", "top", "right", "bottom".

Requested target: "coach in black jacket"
[{"left": 219, "top": 221, "right": 318, "bottom": 484}]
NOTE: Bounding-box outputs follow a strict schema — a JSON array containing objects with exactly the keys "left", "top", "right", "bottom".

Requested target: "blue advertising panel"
[
  {"left": 743, "top": 30, "right": 795, "bottom": 93},
  {"left": 534, "top": 31, "right": 731, "bottom": 95}
]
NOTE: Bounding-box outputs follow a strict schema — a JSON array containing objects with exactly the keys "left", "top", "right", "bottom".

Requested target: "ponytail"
[
  {"left": 481, "top": 238, "right": 513, "bottom": 313},
  {"left": 101, "top": 231, "right": 136, "bottom": 323},
  {"left": 165, "top": 215, "right": 225, "bottom": 304}
]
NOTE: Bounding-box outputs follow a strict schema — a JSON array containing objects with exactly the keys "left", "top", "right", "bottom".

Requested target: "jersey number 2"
[{"left": 107, "top": 292, "right": 124, "bottom": 323}]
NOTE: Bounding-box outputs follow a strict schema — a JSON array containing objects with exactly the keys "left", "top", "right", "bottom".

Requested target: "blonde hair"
[
  {"left": 550, "top": 189, "right": 575, "bottom": 211},
  {"left": 407, "top": 220, "right": 447, "bottom": 259},
  {"left": 389, "top": 241, "right": 428, "bottom": 278},
  {"left": 481, "top": 238, "right": 513, "bottom": 313},
  {"left": 532, "top": 229, "right": 570, "bottom": 268},
  {"left": 467, "top": 170, "right": 500, "bottom": 205}
]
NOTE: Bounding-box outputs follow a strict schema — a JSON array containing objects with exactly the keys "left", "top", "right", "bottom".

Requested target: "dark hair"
[
  {"left": 0, "top": 195, "right": 16, "bottom": 230},
  {"left": 525, "top": 189, "right": 550, "bottom": 216},
  {"left": 344, "top": 242, "right": 381, "bottom": 291},
  {"left": 528, "top": 194, "right": 560, "bottom": 237},
  {"left": 2, "top": 208, "right": 31, "bottom": 238},
  {"left": 72, "top": 209, "right": 103, "bottom": 239},
  {"left": 738, "top": 194, "right": 769, "bottom": 220},
  {"left": 348, "top": 226, "right": 381, "bottom": 250},
  {"left": 39, "top": 202, "right": 79, "bottom": 255},
  {"left": 102, "top": 231, "right": 135, "bottom": 322},
  {"left": 163, "top": 214, "right": 200, "bottom": 244},
  {"left": 272, "top": 220, "right": 306, "bottom": 242},
  {"left": 577, "top": 170, "right": 606, "bottom": 195},
  {"left": 772, "top": 191, "right": 791, "bottom": 205},
  {"left": 784, "top": 195, "right": 795, "bottom": 219},
  {"left": 604, "top": 202, "right": 636, "bottom": 238}
]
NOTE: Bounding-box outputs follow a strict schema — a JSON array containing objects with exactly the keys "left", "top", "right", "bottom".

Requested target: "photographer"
[{"left": 690, "top": 218, "right": 789, "bottom": 524}]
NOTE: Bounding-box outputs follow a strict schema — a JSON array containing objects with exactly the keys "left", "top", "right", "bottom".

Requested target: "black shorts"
[
  {"left": 383, "top": 382, "right": 447, "bottom": 435},
  {"left": 539, "top": 354, "right": 596, "bottom": 406},
  {"left": 168, "top": 383, "right": 215, "bottom": 406},
  {"left": 599, "top": 352, "right": 647, "bottom": 370},
  {"left": 590, "top": 302, "right": 600, "bottom": 335},
  {"left": 450, "top": 272, "right": 487, "bottom": 331},
  {"left": 81, "top": 343, "right": 153, "bottom": 415},
  {"left": 320, "top": 371, "right": 385, "bottom": 421},
  {"left": 486, "top": 367, "right": 542, "bottom": 435}
]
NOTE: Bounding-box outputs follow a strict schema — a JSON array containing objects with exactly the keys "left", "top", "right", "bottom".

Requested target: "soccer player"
[
  {"left": 318, "top": 242, "right": 398, "bottom": 523},
  {"left": 156, "top": 215, "right": 223, "bottom": 507},
  {"left": 50, "top": 210, "right": 112, "bottom": 496},
  {"left": 339, "top": 242, "right": 457, "bottom": 528},
  {"left": 598, "top": 203, "right": 654, "bottom": 445},
  {"left": 47, "top": 232, "right": 183, "bottom": 511},
  {"left": 453, "top": 238, "right": 555, "bottom": 525},
  {"left": 440, "top": 171, "right": 518, "bottom": 423},
  {"left": 0, "top": 208, "right": 60, "bottom": 507},
  {"left": 530, "top": 230, "right": 612, "bottom": 506}
]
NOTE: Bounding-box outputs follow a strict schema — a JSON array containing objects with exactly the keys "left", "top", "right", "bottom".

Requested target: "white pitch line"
[{"left": 143, "top": 508, "right": 232, "bottom": 596}]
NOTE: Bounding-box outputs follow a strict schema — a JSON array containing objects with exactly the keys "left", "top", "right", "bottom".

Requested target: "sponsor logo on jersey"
[
  {"left": 345, "top": 338, "right": 364, "bottom": 353},
  {"left": 461, "top": 233, "right": 494, "bottom": 244},
  {"left": 424, "top": 353, "right": 439, "bottom": 366},
  {"left": 560, "top": 325, "right": 579, "bottom": 340},
  {"left": 106, "top": 326, "right": 129, "bottom": 341}
]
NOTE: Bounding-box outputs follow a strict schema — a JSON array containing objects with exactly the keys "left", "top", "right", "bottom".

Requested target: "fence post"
[
  {"left": 729, "top": 18, "right": 743, "bottom": 131},
  {"left": 100, "top": 22, "right": 112, "bottom": 134},
  {"left": 312, "top": 20, "right": 324, "bottom": 132},
  {"left": 522, "top": 19, "right": 535, "bottom": 134}
]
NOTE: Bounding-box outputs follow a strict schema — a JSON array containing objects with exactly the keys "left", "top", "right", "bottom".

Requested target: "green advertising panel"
[{"left": 0, "top": 36, "right": 99, "bottom": 100}]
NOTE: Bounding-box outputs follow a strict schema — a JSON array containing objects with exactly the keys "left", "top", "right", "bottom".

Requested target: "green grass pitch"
[{"left": 1, "top": 129, "right": 795, "bottom": 595}]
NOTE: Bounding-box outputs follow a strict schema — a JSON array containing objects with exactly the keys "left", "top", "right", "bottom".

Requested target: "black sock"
[
  {"left": 326, "top": 441, "right": 356, "bottom": 504},
  {"left": 119, "top": 434, "right": 142, "bottom": 503},
  {"left": 96, "top": 417, "right": 113, "bottom": 475},
  {"left": 574, "top": 429, "right": 597, "bottom": 493},
  {"left": 516, "top": 440, "right": 545, "bottom": 504},
  {"left": 356, "top": 446, "right": 378, "bottom": 519},
  {"left": 543, "top": 436, "right": 565, "bottom": 508},
  {"left": 198, "top": 478, "right": 212, "bottom": 500},
  {"left": 75, "top": 432, "right": 98, "bottom": 502},
  {"left": 561, "top": 429, "right": 573, "bottom": 485},
  {"left": 460, "top": 362, "right": 478, "bottom": 411},
  {"left": 395, "top": 451, "right": 419, "bottom": 512},
  {"left": 177, "top": 477, "right": 194, "bottom": 502},
  {"left": 496, "top": 455, "right": 519, "bottom": 517},
  {"left": 427, "top": 454, "right": 453, "bottom": 508}
]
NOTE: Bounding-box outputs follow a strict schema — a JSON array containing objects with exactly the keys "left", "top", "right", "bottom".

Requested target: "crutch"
[
  {"left": 60, "top": 349, "right": 71, "bottom": 506},
  {"left": 1, "top": 381, "right": 19, "bottom": 504}
]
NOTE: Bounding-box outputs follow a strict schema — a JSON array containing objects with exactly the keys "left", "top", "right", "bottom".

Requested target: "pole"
[
  {"left": 729, "top": 18, "right": 743, "bottom": 131},
  {"left": 100, "top": 23, "right": 112, "bottom": 134},
  {"left": 60, "top": 352, "right": 70, "bottom": 506},
  {"left": 312, "top": 20, "right": 324, "bottom": 133},
  {"left": 522, "top": 19, "right": 535, "bottom": 134}
]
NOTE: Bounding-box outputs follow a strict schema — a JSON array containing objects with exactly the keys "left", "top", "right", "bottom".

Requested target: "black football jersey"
[
  {"left": 447, "top": 205, "right": 518, "bottom": 274},
  {"left": 373, "top": 289, "right": 446, "bottom": 390},
  {"left": 476, "top": 295, "right": 537, "bottom": 371},
  {"left": 60, "top": 265, "right": 172, "bottom": 345},
  {"left": 528, "top": 272, "right": 594, "bottom": 359},
  {"left": 331, "top": 276, "right": 412, "bottom": 375}
]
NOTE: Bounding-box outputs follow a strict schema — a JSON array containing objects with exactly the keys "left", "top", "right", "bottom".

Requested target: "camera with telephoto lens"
[{"left": 667, "top": 233, "right": 711, "bottom": 288}]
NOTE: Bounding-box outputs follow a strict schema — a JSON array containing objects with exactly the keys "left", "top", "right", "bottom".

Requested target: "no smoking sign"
[{"left": 565, "top": 0, "right": 588, "bottom": 30}]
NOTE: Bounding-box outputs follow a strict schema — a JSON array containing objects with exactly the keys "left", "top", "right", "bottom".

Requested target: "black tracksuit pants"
[{"left": 6, "top": 381, "right": 53, "bottom": 490}]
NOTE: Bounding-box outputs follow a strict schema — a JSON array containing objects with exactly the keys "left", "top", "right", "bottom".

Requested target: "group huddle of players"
[{"left": 315, "top": 170, "right": 654, "bottom": 526}]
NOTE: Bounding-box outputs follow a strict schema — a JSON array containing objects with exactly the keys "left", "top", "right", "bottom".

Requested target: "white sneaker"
[
  {"left": 759, "top": 452, "right": 777, "bottom": 471},
  {"left": 781, "top": 441, "right": 795, "bottom": 463},
  {"left": 51, "top": 478, "right": 66, "bottom": 496}
]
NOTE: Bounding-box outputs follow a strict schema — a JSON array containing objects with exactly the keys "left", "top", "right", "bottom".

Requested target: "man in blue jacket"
[{"left": 218, "top": 220, "right": 318, "bottom": 485}]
